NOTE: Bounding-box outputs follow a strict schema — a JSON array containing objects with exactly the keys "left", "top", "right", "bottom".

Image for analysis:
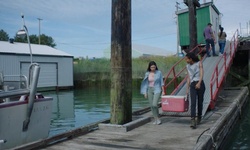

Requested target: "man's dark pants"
[{"left": 205, "top": 39, "right": 216, "bottom": 56}]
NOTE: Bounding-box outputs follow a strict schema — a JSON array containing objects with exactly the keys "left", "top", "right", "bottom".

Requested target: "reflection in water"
[
  {"left": 43, "top": 87, "right": 148, "bottom": 137},
  {"left": 50, "top": 91, "right": 75, "bottom": 136}
]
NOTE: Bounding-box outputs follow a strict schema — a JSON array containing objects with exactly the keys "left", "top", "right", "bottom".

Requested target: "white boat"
[
  {"left": 0, "top": 14, "right": 53, "bottom": 149},
  {"left": 0, "top": 63, "right": 53, "bottom": 149}
]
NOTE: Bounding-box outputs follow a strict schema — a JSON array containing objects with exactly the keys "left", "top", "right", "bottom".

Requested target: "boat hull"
[{"left": 0, "top": 98, "right": 53, "bottom": 149}]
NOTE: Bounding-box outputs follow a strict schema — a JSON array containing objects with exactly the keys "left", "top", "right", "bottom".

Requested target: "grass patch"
[{"left": 73, "top": 56, "right": 186, "bottom": 88}]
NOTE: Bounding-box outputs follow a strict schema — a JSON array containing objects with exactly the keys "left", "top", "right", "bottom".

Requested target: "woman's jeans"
[
  {"left": 147, "top": 87, "right": 161, "bottom": 117},
  {"left": 190, "top": 80, "right": 205, "bottom": 118},
  {"left": 219, "top": 41, "right": 226, "bottom": 54}
]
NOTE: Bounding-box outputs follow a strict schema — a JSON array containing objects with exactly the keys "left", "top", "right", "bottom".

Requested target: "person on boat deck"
[
  {"left": 185, "top": 52, "right": 206, "bottom": 129},
  {"left": 140, "top": 61, "right": 165, "bottom": 125},
  {"left": 218, "top": 27, "right": 227, "bottom": 56}
]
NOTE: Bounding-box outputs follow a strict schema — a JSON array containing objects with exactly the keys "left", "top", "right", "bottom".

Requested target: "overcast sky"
[{"left": 0, "top": 0, "right": 249, "bottom": 58}]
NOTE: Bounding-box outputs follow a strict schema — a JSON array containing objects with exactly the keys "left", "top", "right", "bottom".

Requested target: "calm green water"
[
  {"left": 43, "top": 87, "right": 249, "bottom": 149},
  {"left": 44, "top": 87, "right": 149, "bottom": 137},
  {"left": 225, "top": 100, "right": 250, "bottom": 150}
]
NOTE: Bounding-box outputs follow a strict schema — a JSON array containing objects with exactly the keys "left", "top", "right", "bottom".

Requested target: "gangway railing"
[
  {"left": 163, "top": 29, "right": 239, "bottom": 112},
  {"left": 163, "top": 45, "right": 203, "bottom": 95},
  {"left": 209, "top": 29, "right": 239, "bottom": 109}
]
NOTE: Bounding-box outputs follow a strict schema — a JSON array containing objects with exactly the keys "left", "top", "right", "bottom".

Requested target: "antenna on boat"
[
  {"left": 16, "top": 13, "right": 41, "bottom": 131},
  {"left": 16, "top": 13, "right": 33, "bottom": 64}
]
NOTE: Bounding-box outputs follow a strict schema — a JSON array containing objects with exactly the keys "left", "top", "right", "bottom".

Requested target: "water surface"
[
  {"left": 44, "top": 87, "right": 148, "bottom": 136},
  {"left": 225, "top": 101, "right": 250, "bottom": 150}
]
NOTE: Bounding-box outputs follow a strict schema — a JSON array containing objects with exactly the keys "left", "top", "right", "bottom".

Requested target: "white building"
[
  {"left": 103, "top": 44, "right": 174, "bottom": 59},
  {"left": 0, "top": 41, "right": 73, "bottom": 90}
]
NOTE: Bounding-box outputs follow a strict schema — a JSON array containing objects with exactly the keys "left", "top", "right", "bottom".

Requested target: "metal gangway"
[{"left": 162, "top": 30, "right": 239, "bottom": 117}]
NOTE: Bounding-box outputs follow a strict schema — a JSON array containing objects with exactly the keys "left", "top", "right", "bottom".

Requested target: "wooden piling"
[{"left": 110, "top": 0, "right": 132, "bottom": 124}]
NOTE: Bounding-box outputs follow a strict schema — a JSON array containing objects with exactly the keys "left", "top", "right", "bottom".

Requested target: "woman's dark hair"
[
  {"left": 147, "top": 61, "right": 158, "bottom": 71},
  {"left": 219, "top": 27, "right": 224, "bottom": 37},
  {"left": 186, "top": 52, "right": 199, "bottom": 62}
]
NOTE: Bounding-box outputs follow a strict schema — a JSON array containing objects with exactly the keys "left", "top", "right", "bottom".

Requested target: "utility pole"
[
  {"left": 188, "top": 0, "right": 197, "bottom": 51},
  {"left": 37, "top": 18, "right": 42, "bottom": 44},
  {"left": 175, "top": 1, "right": 181, "bottom": 56},
  {"left": 239, "top": 23, "right": 242, "bottom": 36},
  {"left": 110, "top": 0, "right": 132, "bottom": 124},
  {"left": 184, "top": 0, "right": 200, "bottom": 53},
  {"left": 247, "top": 22, "right": 249, "bottom": 37},
  {"left": 248, "top": 20, "right": 250, "bottom": 36}
]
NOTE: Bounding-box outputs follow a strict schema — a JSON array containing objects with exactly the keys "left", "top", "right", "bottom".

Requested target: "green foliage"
[
  {"left": 74, "top": 58, "right": 111, "bottom": 83},
  {"left": 132, "top": 56, "right": 185, "bottom": 79},
  {"left": 14, "top": 36, "right": 26, "bottom": 42},
  {"left": 74, "top": 56, "right": 185, "bottom": 82},
  {"left": 40, "top": 34, "right": 56, "bottom": 47},
  {"left": 0, "top": 29, "right": 9, "bottom": 41},
  {"left": 74, "top": 58, "right": 110, "bottom": 73},
  {"left": 29, "top": 35, "right": 38, "bottom": 44},
  {"left": 14, "top": 33, "right": 56, "bottom": 48}
]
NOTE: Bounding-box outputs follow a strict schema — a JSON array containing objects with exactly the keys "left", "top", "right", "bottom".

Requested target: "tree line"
[{"left": 0, "top": 29, "right": 56, "bottom": 48}]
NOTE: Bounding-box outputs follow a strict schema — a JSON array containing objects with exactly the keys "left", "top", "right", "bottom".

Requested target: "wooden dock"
[{"left": 13, "top": 87, "right": 249, "bottom": 150}]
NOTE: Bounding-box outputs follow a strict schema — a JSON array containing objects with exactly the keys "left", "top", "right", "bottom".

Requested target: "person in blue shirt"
[
  {"left": 140, "top": 61, "right": 165, "bottom": 125},
  {"left": 185, "top": 52, "right": 205, "bottom": 129}
]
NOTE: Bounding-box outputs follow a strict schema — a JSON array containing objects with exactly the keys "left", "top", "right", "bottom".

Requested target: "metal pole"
[
  {"left": 247, "top": 22, "right": 248, "bottom": 37},
  {"left": 249, "top": 21, "right": 250, "bottom": 36},
  {"left": 25, "top": 26, "right": 32, "bottom": 64},
  {"left": 239, "top": 23, "right": 242, "bottom": 35},
  {"left": 176, "top": 1, "right": 181, "bottom": 56},
  {"left": 21, "top": 15, "right": 33, "bottom": 64},
  {"left": 37, "top": 18, "right": 42, "bottom": 45}
]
